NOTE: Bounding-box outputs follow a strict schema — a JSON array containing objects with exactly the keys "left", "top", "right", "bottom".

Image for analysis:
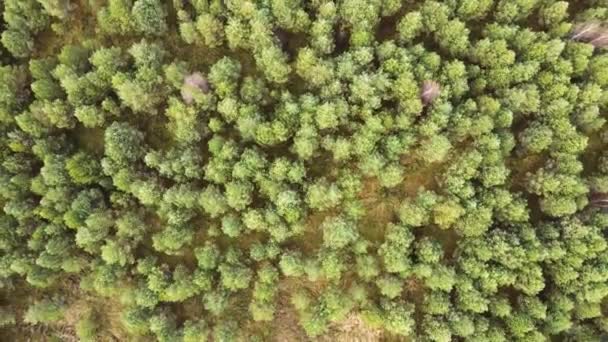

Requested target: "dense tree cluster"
[{"left": 0, "top": 0, "right": 607, "bottom": 341}]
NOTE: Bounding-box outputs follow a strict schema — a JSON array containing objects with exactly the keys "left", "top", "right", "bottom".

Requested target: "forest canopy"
[{"left": 0, "top": 0, "right": 607, "bottom": 341}]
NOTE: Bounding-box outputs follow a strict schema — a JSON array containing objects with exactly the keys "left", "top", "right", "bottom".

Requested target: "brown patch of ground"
[
  {"left": 507, "top": 153, "right": 545, "bottom": 191},
  {"left": 73, "top": 126, "right": 105, "bottom": 155},
  {"left": 291, "top": 209, "right": 329, "bottom": 255},
  {"left": 416, "top": 225, "right": 459, "bottom": 260},
  {"left": 358, "top": 155, "right": 442, "bottom": 241},
  {"left": 402, "top": 277, "right": 426, "bottom": 306},
  {"left": 0, "top": 275, "right": 131, "bottom": 342},
  {"left": 62, "top": 295, "right": 131, "bottom": 342},
  {"left": 34, "top": 2, "right": 91, "bottom": 59},
  {"left": 271, "top": 280, "right": 310, "bottom": 342},
  {"left": 581, "top": 132, "right": 607, "bottom": 176},
  {"left": 399, "top": 160, "right": 441, "bottom": 196},
  {"left": 359, "top": 178, "right": 399, "bottom": 242},
  {"left": 321, "top": 314, "right": 383, "bottom": 342}
]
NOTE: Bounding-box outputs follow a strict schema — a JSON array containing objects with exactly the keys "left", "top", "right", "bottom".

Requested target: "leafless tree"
[
  {"left": 181, "top": 72, "right": 209, "bottom": 104},
  {"left": 589, "top": 192, "right": 608, "bottom": 208},
  {"left": 421, "top": 80, "right": 440, "bottom": 105},
  {"left": 571, "top": 22, "right": 608, "bottom": 48}
]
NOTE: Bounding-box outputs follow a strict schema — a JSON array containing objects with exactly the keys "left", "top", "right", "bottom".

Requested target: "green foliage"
[
  {"left": 381, "top": 301, "right": 415, "bottom": 336},
  {"left": 104, "top": 121, "right": 145, "bottom": 165},
  {"left": 24, "top": 298, "right": 65, "bottom": 324},
  {"left": 225, "top": 180, "right": 253, "bottom": 211},
  {"left": 377, "top": 276, "right": 403, "bottom": 299},
  {"left": 66, "top": 152, "right": 101, "bottom": 185},
  {"left": 418, "top": 135, "right": 452, "bottom": 163},
  {"left": 2, "top": 29, "right": 34, "bottom": 58},
  {"left": 132, "top": 0, "right": 167, "bottom": 36},
  {"left": 250, "top": 265, "right": 279, "bottom": 321},
  {"left": 97, "top": 0, "right": 135, "bottom": 35},
  {"left": 1, "top": 0, "right": 49, "bottom": 58},
  {"left": 219, "top": 261, "right": 252, "bottom": 291},
  {"left": 0, "top": 64, "right": 28, "bottom": 120},
  {"left": 75, "top": 310, "right": 98, "bottom": 342},
  {"left": 37, "top": 0, "right": 70, "bottom": 19},
  {"left": 1, "top": 1, "right": 608, "bottom": 341},
  {"left": 306, "top": 178, "right": 343, "bottom": 210},
  {"left": 379, "top": 223, "right": 415, "bottom": 274},
  {"left": 279, "top": 251, "right": 304, "bottom": 277},
  {"left": 182, "top": 319, "right": 209, "bottom": 342},
  {"left": 321, "top": 215, "right": 359, "bottom": 249},
  {"left": 121, "top": 306, "right": 150, "bottom": 335},
  {"left": 74, "top": 105, "right": 107, "bottom": 128},
  {"left": 193, "top": 14, "right": 224, "bottom": 47},
  {"left": 208, "top": 57, "right": 241, "bottom": 98}
]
